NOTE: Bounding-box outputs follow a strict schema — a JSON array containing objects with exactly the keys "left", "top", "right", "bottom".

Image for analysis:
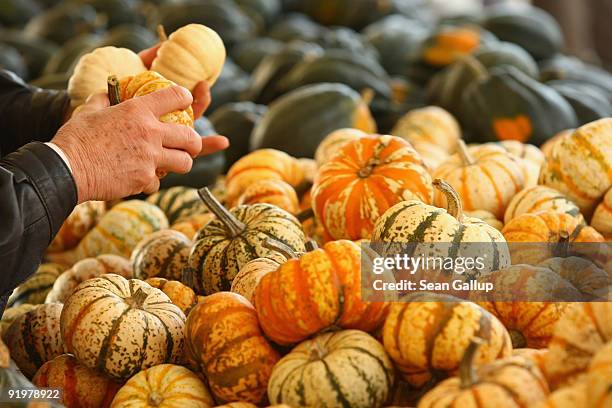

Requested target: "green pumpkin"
[
  {"left": 267, "top": 12, "right": 324, "bottom": 42},
  {"left": 95, "top": 24, "right": 157, "bottom": 52},
  {"left": 315, "top": 27, "right": 379, "bottom": 62},
  {"left": 209, "top": 102, "right": 268, "bottom": 171},
  {"left": 7, "top": 264, "right": 64, "bottom": 308},
  {"left": 483, "top": 3, "right": 563, "bottom": 60},
  {"left": 460, "top": 66, "right": 577, "bottom": 145},
  {"left": 0, "top": 0, "right": 40, "bottom": 27},
  {"left": 23, "top": 3, "right": 100, "bottom": 45},
  {"left": 208, "top": 59, "right": 250, "bottom": 114},
  {"left": 242, "top": 41, "right": 323, "bottom": 104},
  {"left": 147, "top": 187, "right": 209, "bottom": 225},
  {"left": 1, "top": 30, "right": 59, "bottom": 79},
  {"left": 548, "top": 80, "right": 612, "bottom": 126},
  {"left": 185, "top": 188, "right": 306, "bottom": 295},
  {"left": 235, "top": 0, "right": 281, "bottom": 27},
  {"left": 42, "top": 33, "right": 100, "bottom": 75},
  {"left": 250, "top": 82, "right": 376, "bottom": 158},
  {"left": 276, "top": 50, "right": 391, "bottom": 99},
  {"left": 231, "top": 37, "right": 283, "bottom": 73},
  {"left": 77, "top": 0, "right": 145, "bottom": 28},
  {"left": 0, "top": 44, "right": 27, "bottom": 79}
]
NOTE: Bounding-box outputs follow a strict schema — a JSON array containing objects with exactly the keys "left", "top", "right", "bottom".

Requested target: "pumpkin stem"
[
  {"left": 263, "top": 238, "right": 299, "bottom": 259},
  {"left": 432, "top": 179, "right": 464, "bottom": 221},
  {"left": 157, "top": 24, "right": 168, "bottom": 42},
  {"left": 309, "top": 337, "right": 327, "bottom": 361},
  {"left": 305, "top": 240, "right": 319, "bottom": 251},
  {"left": 129, "top": 288, "right": 149, "bottom": 309},
  {"left": 509, "top": 330, "right": 527, "bottom": 349},
  {"left": 456, "top": 139, "right": 474, "bottom": 166},
  {"left": 358, "top": 158, "right": 380, "bottom": 178},
  {"left": 296, "top": 208, "right": 314, "bottom": 223},
  {"left": 148, "top": 391, "right": 164, "bottom": 406},
  {"left": 459, "top": 337, "right": 483, "bottom": 389},
  {"left": 107, "top": 75, "right": 121, "bottom": 106},
  {"left": 197, "top": 187, "right": 245, "bottom": 237},
  {"left": 553, "top": 231, "right": 571, "bottom": 258},
  {"left": 360, "top": 88, "right": 375, "bottom": 106}
]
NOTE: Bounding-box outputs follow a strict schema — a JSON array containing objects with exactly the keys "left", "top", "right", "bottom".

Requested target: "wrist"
[{"left": 51, "top": 138, "right": 91, "bottom": 204}]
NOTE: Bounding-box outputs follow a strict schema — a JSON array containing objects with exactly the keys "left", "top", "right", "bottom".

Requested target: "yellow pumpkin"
[
  {"left": 471, "top": 141, "right": 544, "bottom": 188},
  {"left": 151, "top": 24, "right": 226, "bottom": 91},
  {"left": 592, "top": 188, "right": 612, "bottom": 240},
  {"left": 391, "top": 106, "right": 461, "bottom": 154}
]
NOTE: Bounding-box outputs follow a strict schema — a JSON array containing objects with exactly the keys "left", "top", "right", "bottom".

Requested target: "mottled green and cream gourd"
[
  {"left": 47, "top": 200, "right": 168, "bottom": 266},
  {"left": 146, "top": 187, "right": 209, "bottom": 224},
  {"left": 7, "top": 263, "right": 64, "bottom": 307},
  {"left": 268, "top": 330, "right": 394, "bottom": 408},
  {"left": 186, "top": 188, "right": 306, "bottom": 295},
  {"left": 0, "top": 304, "right": 37, "bottom": 337},
  {"left": 131, "top": 230, "right": 192, "bottom": 281},
  {"left": 45, "top": 255, "right": 132, "bottom": 304},
  {"left": 504, "top": 185, "right": 583, "bottom": 224},
  {"left": 60, "top": 274, "right": 186, "bottom": 379}
]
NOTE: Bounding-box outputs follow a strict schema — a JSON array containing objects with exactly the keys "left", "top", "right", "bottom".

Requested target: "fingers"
[
  {"left": 142, "top": 174, "right": 161, "bottom": 195},
  {"left": 159, "top": 124, "right": 202, "bottom": 157},
  {"left": 134, "top": 85, "right": 193, "bottom": 117},
  {"left": 158, "top": 148, "right": 193, "bottom": 174},
  {"left": 199, "top": 135, "right": 229, "bottom": 156},
  {"left": 138, "top": 43, "right": 161, "bottom": 68},
  {"left": 76, "top": 93, "right": 111, "bottom": 116},
  {"left": 191, "top": 81, "right": 211, "bottom": 118}
]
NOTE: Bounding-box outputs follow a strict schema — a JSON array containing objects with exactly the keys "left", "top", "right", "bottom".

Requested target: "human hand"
[{"left": 51, "top": 86, "right": 204, "bottom": 203}]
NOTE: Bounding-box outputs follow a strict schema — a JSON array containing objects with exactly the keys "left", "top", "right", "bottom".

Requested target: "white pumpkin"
[
  {"left": 151, "top": 24, "right": 226, "bottom": 92},
  {"left": 68, "top": 47, "right": 147, "bottom": 107}
]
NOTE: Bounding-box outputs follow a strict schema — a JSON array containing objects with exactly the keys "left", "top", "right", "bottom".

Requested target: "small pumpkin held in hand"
[{"left": 60, "top": 274, "right": 186, "bottom": 379}]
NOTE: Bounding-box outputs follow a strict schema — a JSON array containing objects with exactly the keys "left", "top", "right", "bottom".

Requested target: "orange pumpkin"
[
  {"left": 587, "top": 341, "right": 612, "bottom": 408},
  {"left": 314, "top": 128, "right": 367, "bottom": 166},
  {"left": 225, "top": 149, "right": 304, "bottom": 207},
  {"left": 237, "top": 179, "right": 300, "bottom": 214},
  {"left": 534, "top": 381, "right": 586, "bottom": 408},
  {"left": 312, "top": 134, "right": 433, "bottom": 240},
  {"left": 145, "top": 278, "right": 198, "bottom": 315},
  {"left": 185, "top": 292, "right": 279, "bottom": 404},
  {"left": 382, "top": 294, "right": 512, "bottom": 388},
  {"left": 434, "top": 140, "right": 525, "bottom": 219},
  {"left": 33, "top": 354, "right": 123, "bottom": 408},
  {"left": 171, "top": 213, "right": 216, "bottom": 240},
  {"left": 422, "top": 26, "right": 481, "bottom": 67},
  {"left": 592, "top": 188, "right": 612, "bottom": 240}
]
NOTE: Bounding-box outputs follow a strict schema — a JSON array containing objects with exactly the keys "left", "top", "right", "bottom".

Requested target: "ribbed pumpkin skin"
[
  {"left": 434, "top": 144, "right": 525, "bottom": 219},
  {"left": 534, "top": 382, "right": 587, "bottom": 408},
  {"left": 7, "top": 263, "right": 64, "bottom": 307},
  {"left": 314, "top": 128, "right": 366, "bottom": 166},
  {"left": 119, "top": 70, "right": 194, "bottom": 127},
  {"left": 110, "top": 364, "right": 214, "bottom": 408},
  {"left": 60, "top": 274, "right": 186, "bottom": 379},
  {"left": 46, "top": 200, "right": 169, "bottom": 266},
  {"left": 171, "top": 213, "right": 215, "bottom": 240},
  {"left": 145, "top": 278, "right": 198, "bottom": 315},
  {"left": 131, "top": 230, "right": 191, "bottom": 281},
  {"left": 587, "top": 341, "right": 612, "bottom": 408},
  {"left": 471, "top": 141, "right": 543, "bottom": 188},
  {"left": 465, "top": 210, "right": 503, "bottom": 231},
  {"left": 226, "top": 149, "right": 304, "bottom": 207},
  {"left": 45, "top": 254, "right": 132, "bottom": 304},
  {"left": 187, "top": 203, "right": 306, "bottom": 295},
  {"left": 545, "top": 302, "right": 612, "bottom": 390},
  {"left": 254, "top": 240, "right": 388, "bottom": 345},
  {"left": 539, "top": 118, "right": 612, "bottom": 217},
  {"left": 418, "top": 354, "right": 549, "bottom": 408},
  {"left": 185, "top": 292, "right": 279, "bottom": 404},
  {"left": 237, "top": 179, "right": 300, "bottom": 215},
  {"left": 231, "top": 256, "right": 285, "bottom": 304},
  {"left": 383, "top": 296, "right": 512, "bottom": 387},
  {"left": 312, "top": 135, "right": 433, "bottom": 240},
  {"left": 268, "top": 330, "right": 394, "bottom": 408},
  {"left": 0, "top": 304, "right": 36, "bottom": 337},
  {"left": 147, "top": 187, "right": 210, "bottom": 225},
  {"left": 48, "top": 201, "right": 106, "bottom": 253},
  {"left": 33, "top": 354, "right": 123, "bottom": 408},
  {"left": 592, "top": 188, "right": 612, "bottom": 239},
  {"left": 504, "top": 185, "right": 583, "bottom": 224},
  {"left": 391, "top": 106, "right": 460, "bottom": 154},
  {"left": 3, "top": 303, "right": 65, "bottom": 378}
]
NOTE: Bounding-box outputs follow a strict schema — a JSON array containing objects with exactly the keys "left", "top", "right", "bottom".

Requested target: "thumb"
[{"left": 77, "top": 93, "right": 111, "bottom": 115}]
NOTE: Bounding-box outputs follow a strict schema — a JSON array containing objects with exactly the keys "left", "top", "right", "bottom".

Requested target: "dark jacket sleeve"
[
  {"left": 0, "top": 142, "right": 77, "bottom": 310},
  {"left": 0, "top": 69, "right": 70, "bottom": 156}
]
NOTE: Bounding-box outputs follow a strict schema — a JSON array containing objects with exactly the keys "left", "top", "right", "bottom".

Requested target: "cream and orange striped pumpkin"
[
  {"left": 254, "top": 240, "right": 389, "bottom": 345},
  {"left": 312, "top": 134, "right": 433, "bottom": 240},
  {"left": 587, "top": 341, "right": 612, "bottom": 407},
  {"left": 540, "top": 128, "right": 572, "bottom": 156},
  {"left": 47, "top": 201, "right": 106, "bottom": 253},
  {"left": 60, "top": 274, "right": 186, "bottom": 379},
  {"left": 534, "top": 382, "right": 586, "bottom": 408},
  {"left": 231, "top": 255, "right": 285, "bottom": 304},
  {"left": 33, "top": 354, "right": 123, "bottom": 407},
  {"left": 504, "top": 185, "right": 583, "bottom": 224},
  {"left": 314, "top": 128, "right": 367, "bottom": 166},
  {"left": 46, "top": 200, "right": 168, "bottom": 266},
  {"left": 592, "top": 188, "right": 612, "bottom": 240},
  {"left": 185, "top": 292, "right": 279, "bottom": 404},
  {"left": 110, "top": 364, "right": 215, "bottom": 408},
  {"left": 237, "top": 179, "right": 300, "bottom": 215},
  {"left": 225, "top": 149, "right": 304, "bottom": 207},
  {"left": 434, "top": 140, "right": 525, "bottom": 219},
  {"left": 539, "top": 118, "right": 612, "bottom": 218},
  {"left": 383, "top": 294, "right": 512, "bottom": 388}
]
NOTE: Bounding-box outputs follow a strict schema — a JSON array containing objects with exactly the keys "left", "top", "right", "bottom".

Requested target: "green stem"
[
  {"left": 107, "top": 75, "right": 121, "bottom": 106},
  {"left": 459, "top": 337, "right": 483, "bottom": 389},
  {"left": 262, "top": 239, "right": 299, "bottom": 260},
  {"left": 197, "top": 187, "right": 245, "bottom": 237},
  {"left": 432, "top": 178, "right": 464, "bottom": 221}
]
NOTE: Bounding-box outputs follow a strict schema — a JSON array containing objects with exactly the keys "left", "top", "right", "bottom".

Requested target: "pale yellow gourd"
[
  {"left": 151, "top": 24, "right": 226, "bottom": 92},
  {"left": 67, "top": 47, "right": 147, "bottom": 107}
]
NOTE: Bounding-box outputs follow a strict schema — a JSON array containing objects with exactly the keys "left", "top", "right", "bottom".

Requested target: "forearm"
[
  {"left": 0, "top": 70, "right": 70, "bottom": 155},
  {"left": 0, "top": 142, "right": 76, "bottom": 306}
]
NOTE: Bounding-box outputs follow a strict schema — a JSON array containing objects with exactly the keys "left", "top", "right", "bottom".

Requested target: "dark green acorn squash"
[
  {"left": 483, "top": 3, "right": 563, "bottom": 60},
  {"left": 266, "top": 12, "right": 324, "bottom": 42},
  {"left": 75, "top": 0, "right": 145, "bottom": 28},
  {"left": 42, "top": 33, "right": 100, "bottom": 75},
  {"left": 209, "top": 101, "right": 267, "bottom": 171},
  {"left": 371, "top": 77, "right": 427, "bottom": 134},
  {"left": 547, "top": 80, "right": 612, "bottom": 126},
  {"left": 95, "top": 24, "right": 157, "bottom": 52},
  {"left": 29, "top": 72, "right": 69, "bottom": 90},
  {"left": 231, "top": 37, "right": 283, "bottom": 73},
  {"left": 209, "top": 59, "right": 251, "bottom": 114},
  {"left": 23, "top": 3, "right": 102, "bottom": 46},
  {"left": 315, "top": 26, "right": 379, "bottom": 61},
  {"left": 460, "top": 65, "right": 577, "bottom": 145},
  {"left": 275, "top": 49, "right": 392, "bottom": 99},
  {"left": 250, "top": 82, "right": 376, "bottom": 157},
  {"left": 159, "top": 117, "right": 225, "bottom": 189},
  {"left": 235, "top": 0, "right": 281, "bottom": 27},
  {"left": 155, "top": 0, "right": 257, "bottom": 49},
  {"left": 242, "top": 40, "right": 323, "bottom": 104},
  {"left": 1, "top": 30, "right": 59, "bottom": 79},
  {"left": 0, "top": 0, "right": 40, "bottom": 27},
  {"left": 362, "top": 14, "right": 428, "bottom": 76},
  {"left": 0, "top": 44, "right": 27, "bottom": 79}
]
